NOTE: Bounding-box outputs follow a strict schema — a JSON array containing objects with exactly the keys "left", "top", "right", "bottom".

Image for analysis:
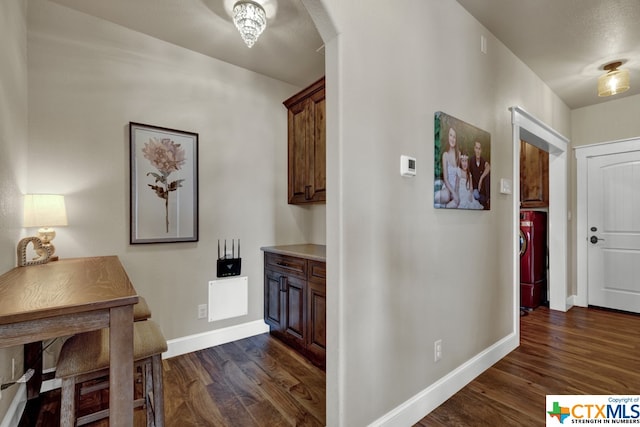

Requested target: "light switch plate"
[{"left": 500, "top": 178, "right": 512, "bottom": 194}]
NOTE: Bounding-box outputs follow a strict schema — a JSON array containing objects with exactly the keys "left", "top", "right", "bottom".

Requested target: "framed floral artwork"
[{"left": 129, "top": 122, "right": 199, "bottom": 244}]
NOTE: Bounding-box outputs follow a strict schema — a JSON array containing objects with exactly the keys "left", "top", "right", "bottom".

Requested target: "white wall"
[
  {"left": 568, "top": 94, "right": 640, "bottom": 297},
  {"left": 26, "top": 0, "right": 324, "bottom": 345},
  {"left": 15, "top": 0, "right": 637, "bottom": 425},
  {"left": 0, "top": 0, "right": 29, "bottom": 417},
  {"left": 320, "top": 1, "right": 570, "bottom": 425},
  {"left": 571, "top": 94, "right": 640, "bottom": 147}
]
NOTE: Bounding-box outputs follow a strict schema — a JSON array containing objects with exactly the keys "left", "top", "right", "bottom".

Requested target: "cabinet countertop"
[{"left": 261, "top": 244, "right": 326, "bottom": 262}]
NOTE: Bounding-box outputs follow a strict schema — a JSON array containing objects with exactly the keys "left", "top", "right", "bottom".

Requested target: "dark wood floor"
[
  {"left": 416, "top": 306, "right": 640, "bottom": 426},
  {"left": 19, "top": 333, "right": 325, "bottom": 427},
  {"left": 20, "top": 306, "right": 640, "bottom": 426},
  {"left": 162, "top": 332, "right": 325, "bottom": 426}
]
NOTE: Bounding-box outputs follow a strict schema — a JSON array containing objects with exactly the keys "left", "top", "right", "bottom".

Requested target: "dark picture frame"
[
  {"left": 434, "top": 111, "right": 491, "bottom": 210},
  {"left": 130, "top": 122, "right": 199, "bottom": 243}
]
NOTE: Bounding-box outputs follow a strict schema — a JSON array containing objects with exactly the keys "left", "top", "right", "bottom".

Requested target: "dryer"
[{"left": 520, "top": 210, "right": 547, "bottom": 308}]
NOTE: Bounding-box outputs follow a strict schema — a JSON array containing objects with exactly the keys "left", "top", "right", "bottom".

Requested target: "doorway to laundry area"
[{"left": 510, "top": 107, "right": 570, "bottom": 334}]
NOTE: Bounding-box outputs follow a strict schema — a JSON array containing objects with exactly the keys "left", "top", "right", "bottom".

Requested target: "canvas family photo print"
[{"left": 434, "top": 111, "right": 491, "bottom": 210}]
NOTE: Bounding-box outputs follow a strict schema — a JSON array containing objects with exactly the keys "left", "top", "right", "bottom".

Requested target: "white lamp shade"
[{"left": 23, "top": 194, "right": 68, "bottom": 228}]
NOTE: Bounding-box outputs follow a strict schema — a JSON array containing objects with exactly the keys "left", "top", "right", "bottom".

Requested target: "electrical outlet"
[
  {"left": 198, "top": 304, "right": 207, "bottom": 319},
  {"left": 434, "top": 339, "right": 442, "bottom": 362}
]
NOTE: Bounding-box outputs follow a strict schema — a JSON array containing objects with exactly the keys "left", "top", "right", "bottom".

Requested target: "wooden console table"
[{"left": 0, "top": 256, "right": 138, "bottom": 426}]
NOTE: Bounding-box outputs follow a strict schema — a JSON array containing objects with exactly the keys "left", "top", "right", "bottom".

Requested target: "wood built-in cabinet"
[
  {"left": 520, "top": 140, "right": 549, "bottom": 208},
  {"left": 283, "top": 77, "right": 326, "bottom": 205},
  {"left": 262, "top": 245, "right": 326, "bottom": 369}
]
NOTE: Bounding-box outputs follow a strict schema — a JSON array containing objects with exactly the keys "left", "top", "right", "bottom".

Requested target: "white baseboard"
[
  {"left": 368, "top": 331, "right": 519, "bottom": 427},
  {"left": 0, "top": 383, "right": 27, "bottom": 427},
  {"left": 163, "top": 320, "right": 270, "bottom": 359}
]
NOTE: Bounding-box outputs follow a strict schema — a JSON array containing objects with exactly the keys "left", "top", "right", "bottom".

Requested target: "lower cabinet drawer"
[
  {"left": 265, "top": 253, "right": 307, "bottom": 278},
  {"left": 308, "top": 260, "right": 326, "bottom": 282}
]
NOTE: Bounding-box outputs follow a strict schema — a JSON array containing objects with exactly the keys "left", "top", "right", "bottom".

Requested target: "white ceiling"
[
  {"left": 49, "top": 0, "right": 640, "bottom": 109},
  {"left": 49, "top": 0, "right": 325, "bottom": 88},
  {"left": 456, "top": 0, "right": 640, "bottom": 109}
]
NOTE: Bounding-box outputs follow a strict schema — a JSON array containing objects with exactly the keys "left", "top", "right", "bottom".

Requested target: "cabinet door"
[
  {"left": 288, "top": 99, "right": 310, "bottom": 204},
  {"left": 264, "top": 269, "right": 284, "bottom": 332},
  {"left": 310, "top": 90, "right": 326, "bottom": 201},
  {"left": 520, "top": 140, "right": 549, "bottom": 207},
  {"left": 286, "top": 78, "right": 326, "bottom": 204},
  {"left": 307, "top": 279, "right": 326, "bottom": 367},
  {"left": 306, "top": 260, "right": 326, "bottom": 367},
  {"left": 282, "top": 275, "right": 306, "bottom": 350}
]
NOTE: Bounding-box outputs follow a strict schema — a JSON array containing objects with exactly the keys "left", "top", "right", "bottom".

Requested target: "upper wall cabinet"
[
  {"left": 520, "top": 140, "right": 549, "bottom": 208},
  {"left": 283, "top": 77, "right": 326, "bottom": 204}
]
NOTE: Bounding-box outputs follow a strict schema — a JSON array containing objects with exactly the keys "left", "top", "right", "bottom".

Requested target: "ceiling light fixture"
[
  {"left": 233, "top": 1, "right": 267, "bottom": 48},
  {"left": 598, "top": 61, "right": 630, "bottom": 97}
]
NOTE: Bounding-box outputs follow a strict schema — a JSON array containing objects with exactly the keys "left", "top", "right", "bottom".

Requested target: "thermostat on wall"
[{"left": 400, "top": 155, "right": 416, "bottom": 177}]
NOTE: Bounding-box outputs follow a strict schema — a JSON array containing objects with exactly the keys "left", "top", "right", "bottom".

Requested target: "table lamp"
[{"left": 23, "top": 194, "right": 68, "bottom": 261}]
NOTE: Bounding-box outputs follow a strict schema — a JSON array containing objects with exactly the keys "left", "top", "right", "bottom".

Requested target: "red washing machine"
[{"left": 520, "top": 210, "right": 547, "bottom": 308}]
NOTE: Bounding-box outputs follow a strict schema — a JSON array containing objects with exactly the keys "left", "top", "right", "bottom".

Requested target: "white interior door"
[{"left": 587, "top": 150, "right": 640, "bottom": 312}]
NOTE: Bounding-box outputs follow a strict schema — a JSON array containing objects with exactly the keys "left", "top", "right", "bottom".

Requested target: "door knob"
[{"left": 590, "top": 236, "right": 604, "bottom": 244}]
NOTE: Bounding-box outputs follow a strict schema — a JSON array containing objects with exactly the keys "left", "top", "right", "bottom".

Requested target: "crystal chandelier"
[{"left": 233, "top": 1, "right": 267, "bottom": 48}]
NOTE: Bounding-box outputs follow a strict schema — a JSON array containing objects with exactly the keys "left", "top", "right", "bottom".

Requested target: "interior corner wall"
[
  {"left": 26, "top": 0, "right": 318, "bottom": 346},
  {"left": 0, "top": 0, "right": 29, "bottom": 420},
  {"left": 320, "top": 0, "right": 570, "bottom": 425}
]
